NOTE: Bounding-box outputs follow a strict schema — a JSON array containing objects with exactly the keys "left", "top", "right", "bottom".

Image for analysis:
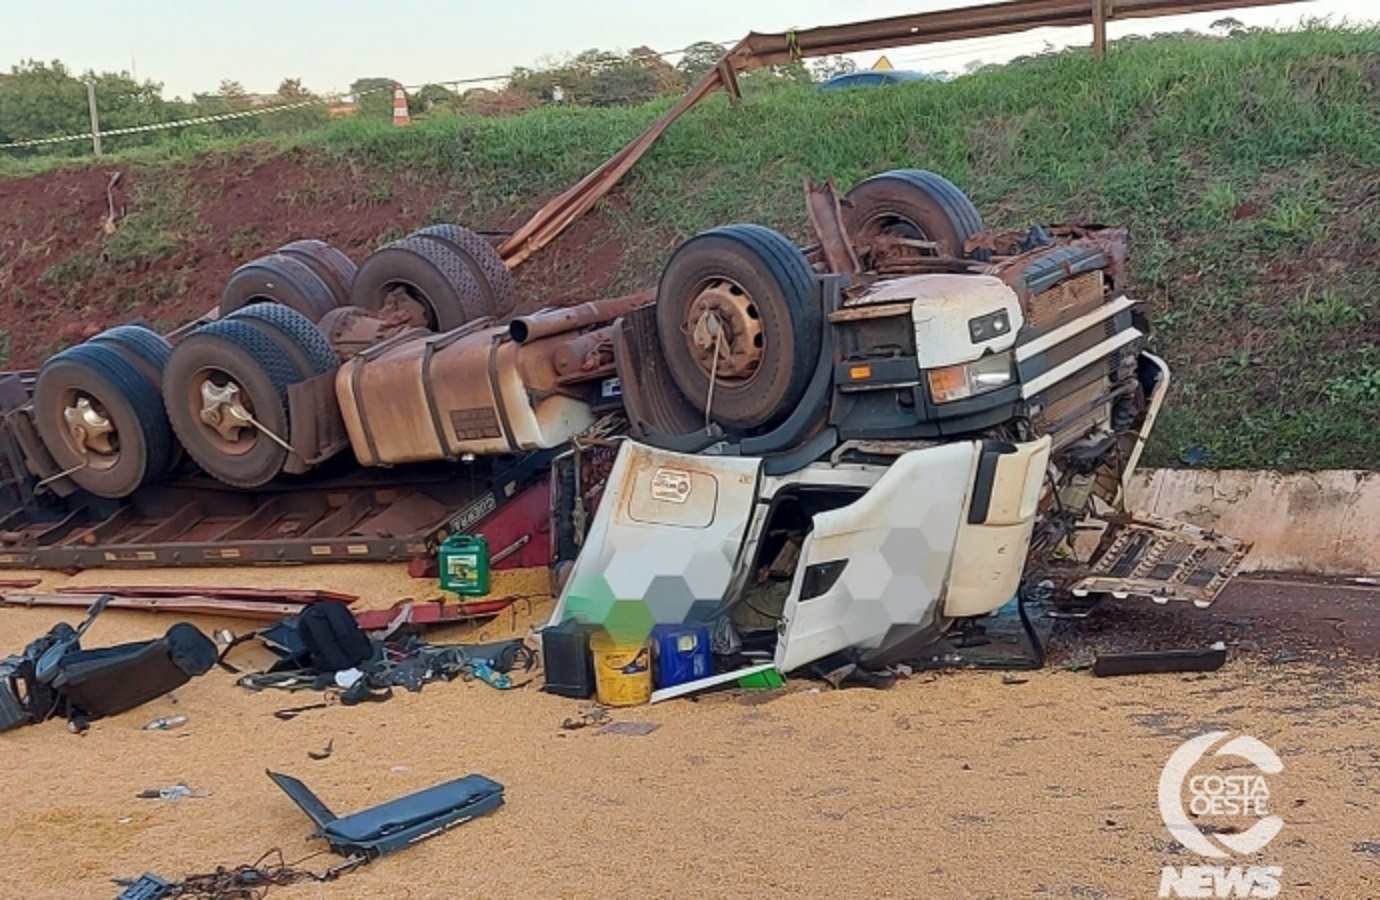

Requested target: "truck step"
[{"left": 1070, "top": 512, "right": 1251, "bottom": 608}]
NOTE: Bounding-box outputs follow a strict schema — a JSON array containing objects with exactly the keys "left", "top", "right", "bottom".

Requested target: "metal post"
[
  {"left": 86, "top": 80, "right": 102, "bottom": 156},
  {"left": 1092, "top": 0, "right": 1109, "bottom": 61}
]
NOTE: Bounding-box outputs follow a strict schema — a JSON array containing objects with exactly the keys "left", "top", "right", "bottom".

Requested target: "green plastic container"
[
  {"left": 438, "top": 534, "right": 490, "bottom": 597},
  {"left": 737, "top": 668, "right": 785, "bottom": 691}
]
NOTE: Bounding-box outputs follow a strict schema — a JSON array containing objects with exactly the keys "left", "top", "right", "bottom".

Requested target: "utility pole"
[{"left": 86, "top": 79, "right": 102, "bottom": 157}]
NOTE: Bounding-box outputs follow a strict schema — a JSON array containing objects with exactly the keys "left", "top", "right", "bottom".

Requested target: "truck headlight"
[{"left": 926, "top": 351, "right": 1015, "bottom": 404}]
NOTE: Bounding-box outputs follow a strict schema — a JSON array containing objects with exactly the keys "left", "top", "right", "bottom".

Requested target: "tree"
[
  {"left": 676, "top": 41, "right": 728, "bottom": 84},
  {"left": 415, "top": 83, "right": 457, "bottom": 113},
  {"left": 0, "top": 59, "right": 178, "bottom": 155},
  {"left": 809, "top": 55, "right": 857, "bottom": 81},
  {"left": 349, "top": 76, "right": 399, "bottom": 120},
  {"left": 259, "top": 77, "right": 329, "bottom": 132}
]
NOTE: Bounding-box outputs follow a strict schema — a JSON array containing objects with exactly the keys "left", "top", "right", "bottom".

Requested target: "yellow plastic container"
[{"left": 589, "top": 631, "right": 652, "bottom": 707}]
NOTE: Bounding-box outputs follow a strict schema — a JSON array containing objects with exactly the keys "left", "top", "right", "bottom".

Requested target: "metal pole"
[
  {"left": 1092, "top": 0, "right": 1109, "bottom": 60},
  {"left": 86, "top": 80, "right": 102, "bottom": 156}
]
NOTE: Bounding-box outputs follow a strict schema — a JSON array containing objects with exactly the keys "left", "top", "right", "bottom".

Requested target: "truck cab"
[{"left": 545, "top": 171, "right": 1244, "bottom": 680}]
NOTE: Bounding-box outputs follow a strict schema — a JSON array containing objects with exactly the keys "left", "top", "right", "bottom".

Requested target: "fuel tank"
[{"left": 335, "top": 324, "right": 596, "bottom": 466}]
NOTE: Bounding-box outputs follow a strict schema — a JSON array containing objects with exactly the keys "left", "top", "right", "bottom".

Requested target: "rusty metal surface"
[
  {"left": 804, "top": 176, "right": 862, "bottom": 275},
  {"left": 550, "top": 326, "right": 617, "bottom": 383},
  {"left": 508, "top": 290, "right": 655, "bottom": 344},
  {"left": 284, "top": 372, "right": 350, "bottom": 475},
  {"left": 0, "top": 449, "right": 559, "bottom": 571},
  {"left": 319, "top": 306, "right": 421, "bottom": 361}
]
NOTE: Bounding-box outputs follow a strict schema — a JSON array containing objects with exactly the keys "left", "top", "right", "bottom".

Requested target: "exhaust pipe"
[{"left": 509, "top": 289, "right": 655, "bottom": 344}]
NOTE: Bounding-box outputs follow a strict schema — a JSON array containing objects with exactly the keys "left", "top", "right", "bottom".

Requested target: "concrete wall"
[{"left": 1125, "top": 469, "right": 1380, "bottom": 576}]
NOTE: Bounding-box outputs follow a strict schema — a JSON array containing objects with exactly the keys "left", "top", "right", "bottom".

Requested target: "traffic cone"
[{"left": 392, "top": 83, "right": 411, "bottom": 127}]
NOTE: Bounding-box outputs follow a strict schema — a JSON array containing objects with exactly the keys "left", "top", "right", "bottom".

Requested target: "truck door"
[
  {"left": 774, "top": 441, "right": 980, "bottom": 672},
  {"left": 547, "top": 440, "right": 764, "bottom": 637}
]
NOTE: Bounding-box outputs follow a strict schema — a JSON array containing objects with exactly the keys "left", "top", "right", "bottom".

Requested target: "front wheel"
[
  {"left": 654, "top": 224, "right": 821, "bottom": 432},
  {"left": 843, "top": 168, "right": 990, "bottom": 263}
]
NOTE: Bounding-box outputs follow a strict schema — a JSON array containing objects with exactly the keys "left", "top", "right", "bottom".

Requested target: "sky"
[{"left": 2, "top": 0, "right": 1375, "bottom": 100}]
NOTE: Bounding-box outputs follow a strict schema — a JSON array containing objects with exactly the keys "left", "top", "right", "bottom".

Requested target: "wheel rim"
[
  {"left": 681, "top": 277, "right": 765, "bottom": 386},
  {"left": 855, "top": 208, "right": 943, "bottom": 264},
  {"left": 378, "top": 279, "right": 435, "bottom": 329},
  {"left": 190, "top": 368, "right": 259, "bottom": 457},
  {"left": 61, "top": 392, "right": 120, "bottom": 471}
]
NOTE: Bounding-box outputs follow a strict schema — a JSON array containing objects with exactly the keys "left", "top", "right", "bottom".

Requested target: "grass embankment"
[{"left": 3, "top": 24, "right": 1378, "bottom": 469}]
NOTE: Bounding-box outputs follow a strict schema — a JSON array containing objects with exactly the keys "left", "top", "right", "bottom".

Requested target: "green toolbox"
[{"left": 438, "top": 534, "right": 491, "bottom": 597}]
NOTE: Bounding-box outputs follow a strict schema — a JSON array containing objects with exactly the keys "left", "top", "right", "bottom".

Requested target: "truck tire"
[
  {"left": 411, "top": 224, "right": 520, "bottom": 320},
  {"left": 163, "top": 319, "right": 307, "bottom": 489},
  {"left": 224, "top": 303, "right": 340, "bottom": 377},
  {"left": 844, "top": 169, "right": 991, "bottom": 262},
  {"left": 278, "top": 239, "right": 357, "bottom": 309},
  {"left": 219, "top": 252, "right": 340, "bottom": 322},
  {"left": 349, "top": 237, "right": 488, "bottom": 331},
  {"left": 88, "top": 324, "right": 186, "bottom": 470},
  {"left": 33, "top": 342, "right": 175, "bottom": 499},
  {"left": 89, "top": 325, "right": 172, "bottom": 389},
  {"left": 655, "top": 223, "right": 821, "bottom": 431}
]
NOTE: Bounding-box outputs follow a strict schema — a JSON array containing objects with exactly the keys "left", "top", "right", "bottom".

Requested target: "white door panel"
[
  {"left": 774, "top": 441, "right": 979, "bottom": 672},
  {"left": 548, "top": 440, "right": 763, "bottom": 631}
]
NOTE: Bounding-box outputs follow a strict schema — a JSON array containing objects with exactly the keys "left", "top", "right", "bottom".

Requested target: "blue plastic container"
[{"left": 650, "top": 624, "right": 712, "bottom": 689}]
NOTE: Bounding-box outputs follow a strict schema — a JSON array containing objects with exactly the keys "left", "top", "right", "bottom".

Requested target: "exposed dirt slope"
[{"left": 0, "top": 145, "right": 627, "bottom": 366}]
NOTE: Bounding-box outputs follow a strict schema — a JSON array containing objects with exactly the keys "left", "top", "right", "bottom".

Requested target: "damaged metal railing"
[{"left": 495, "top": 0, "right": 1308, "bottom": 269}]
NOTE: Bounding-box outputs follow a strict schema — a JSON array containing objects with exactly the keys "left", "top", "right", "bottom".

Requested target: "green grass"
[{"left": 4, "top": 22, "right": 1380, "bottom": 471}]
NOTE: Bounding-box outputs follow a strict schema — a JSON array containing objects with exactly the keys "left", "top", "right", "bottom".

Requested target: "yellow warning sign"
[{"left": 873, "top": 55, "right": 894, "bottom": 71}]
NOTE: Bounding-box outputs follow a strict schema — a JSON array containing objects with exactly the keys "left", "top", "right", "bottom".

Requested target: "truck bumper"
[{"left": 943, "top": 434, "right": 1053, "bottom": 619}]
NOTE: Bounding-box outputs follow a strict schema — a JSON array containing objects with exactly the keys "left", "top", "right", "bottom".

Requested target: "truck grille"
[{"left": 1024, "top": 270, "right": 1105, "bottom": 333}]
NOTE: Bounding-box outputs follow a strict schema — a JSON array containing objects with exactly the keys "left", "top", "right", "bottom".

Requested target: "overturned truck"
[{"left": 0, "top": 166, "right": 1246, "bottom": 674}]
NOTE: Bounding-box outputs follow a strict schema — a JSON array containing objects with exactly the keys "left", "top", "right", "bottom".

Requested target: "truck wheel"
[
  {"left": 349, "top": 237, "right": 488, "bottom": 331},
  {"left": 844, "top": 169, "right": 990, "bottom": 262},
  {"left": 411, "top": 224, "right": 520, "bottom": 320},
  {"left": 224, "top": 303, "right": 340, "bottom": 377},
  {"left": 88, "top": 324, "right": 186, "bottom": 470},
  {"left": 163, "top": 319, "right": 307, "bottom": 489},
  {"left": 89, "top": 325, "right": 172, "bottom": 389},
  {"left": 655, "top": 223, "right": 821, "bottom": 431},
  {"left": 278, "top": 239, "right": 357, "bottom": 309},
  {"left": 33, "top": 342, "right": 175, "bottom": 499},
  {"left": 219, "top": 253, "right": 340, "bottom": 322}
]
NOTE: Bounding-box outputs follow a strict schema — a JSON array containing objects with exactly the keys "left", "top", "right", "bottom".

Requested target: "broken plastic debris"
[
  {"left": 135, "top": 782, "right": 209, "bottom": 802},
  {"left": 335, "top": 668, "right": 364, "bottom": 689},
  {"left": 141, "top": 714, "right": 188, "bottom": 731}
]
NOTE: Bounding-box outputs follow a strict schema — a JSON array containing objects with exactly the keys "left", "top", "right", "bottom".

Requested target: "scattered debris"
[
  {"left": 141, "top": 714, "right": 188, "bottom": 731},
  {"left": 560, "top": 706, "right": 610, "bottom": 730},
  {"left": 136, "top": 783, "right": 210, "bottom": 802},
  {"left": 114, "top": 848, "right": 346, "bottom": 900},
  {"left": 56, "top": 585, "right": 357, "bottom": 604},
  {"left": 1267, "top": 651, "right": 1306, "bottom": 665},
  {"left": 308, "top": 739, "right": 334, "bottom": 761},
  {"left": 1354, "top": 841, "right": 1380, "bottom": 857},
  {"left": 0, "top": 594, "right": 218, "bottom": 734},
  {"left": 274, "top": 702, "right": 330, "bottom": 721},
  {"left": 1, "top": 592, "right": 306, "bottom": 621},
  {"left": 1001, "top": 674, "right": 1030, "bottom": 685},
  {"left": 352, "top": 596, "right": 520, "bottom": 631},
  {"left": 266, "top": 768, "right": 504, "bottom": 859},
  {"left": 1091, "top": 642, "right": 1227, "bottom": 677},
  {"left": 597, "top": 721, "right": 660, "bottom": 736}
]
